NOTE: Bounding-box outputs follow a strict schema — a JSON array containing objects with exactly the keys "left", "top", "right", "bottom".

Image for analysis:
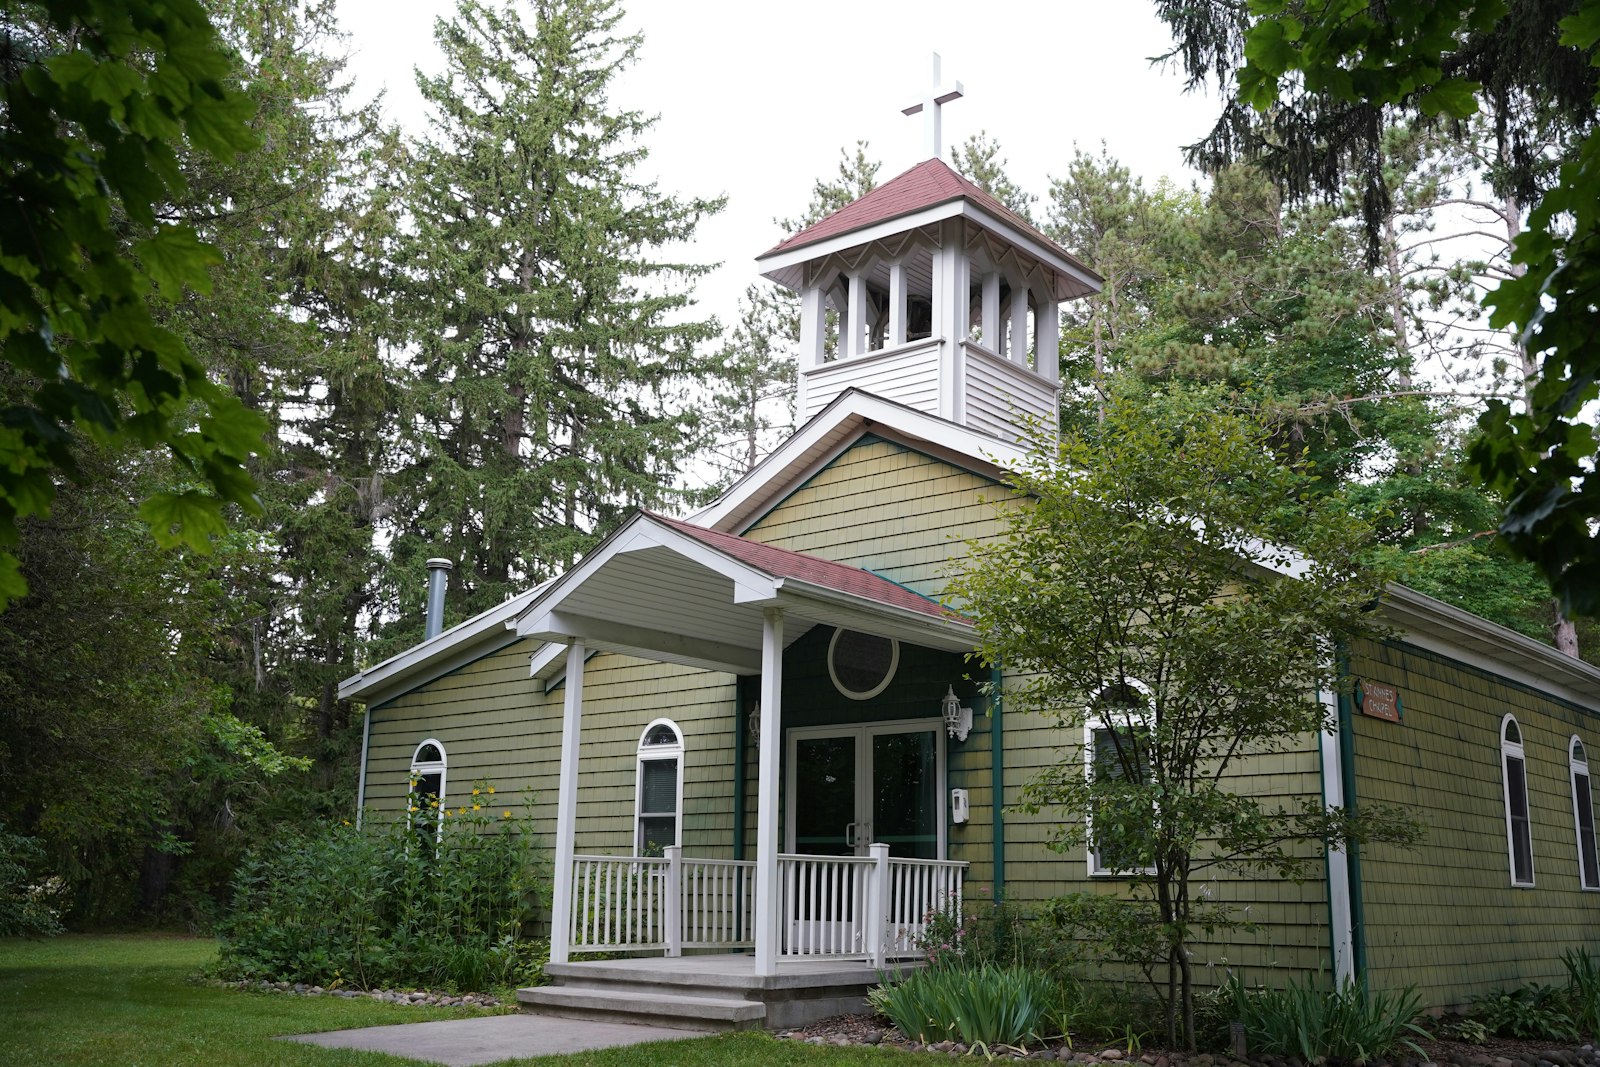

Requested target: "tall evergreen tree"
[
  {"left": 951, "top": 131, "right": 1036, "bottom": 222},
  {"left": 386, "top": 0, "right": 723, "bottom": 637}
]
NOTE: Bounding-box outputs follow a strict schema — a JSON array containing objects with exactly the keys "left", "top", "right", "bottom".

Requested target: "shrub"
[
  {"left": 869, "top": 964, "right": 1060, "bottom": 1048},
  {"left": 1470, "top": 984, "right": 1579, "bottom": 1041},
  {"left": 0, "top": 823, "right": 63, "bottom": 936},
  {"left": 217, "top": 787, "right": 545, "bottom": 991},
  {"left": 1227, "top": 974, "right": 1429, "bottom": 1065}
]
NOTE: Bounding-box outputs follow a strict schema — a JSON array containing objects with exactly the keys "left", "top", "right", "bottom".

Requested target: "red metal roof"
[
  {"left": 759, "top": 158, "right": 1093, "bottom": 279},
  {"left": 647, "top": 512, "right": 968, "bottom": 624}
]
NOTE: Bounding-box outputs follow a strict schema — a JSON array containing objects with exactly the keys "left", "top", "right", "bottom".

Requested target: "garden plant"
[{"left": 217, "top": 781, "right": 546, "bottom": 992}]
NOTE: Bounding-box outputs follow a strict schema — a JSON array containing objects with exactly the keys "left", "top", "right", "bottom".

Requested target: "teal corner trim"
[
  {"left": 734, "top": 676, "right": 748, "bottom": 863},
  {"left": 990, "top": 662, "right": 1006, "bottom": 901},
  {"left": 1336, "top": 647, "right": 1367, "bottom": 985}
]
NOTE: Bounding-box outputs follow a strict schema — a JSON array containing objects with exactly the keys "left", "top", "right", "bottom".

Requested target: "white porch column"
[
  {"left": 796, "top": 285, "right": 826, "bottom": 416},
  {"left": 1036, "top": 296, "right": 1060, "bottom": 380},
  {"left": 888, "top": 261, "right": 907, "bottom": 347},
  {"left": 981, "top": 272, "right": 1000, "bottom": 351},
  {"left": 1009, "top": 281, "right": 1030, "bottom": 364},
  {"left": 846, "top": 272, "right": 867, "bottom": 358},
  {"left": 664, "top": 844, "right": 683, "bottom": 958},
  {"left": 548, "top": 639, "right": 586, "bottom": 965},
  {"left": 867, "top": 842, "right": 891, "bottom": 968},
  {"left": 753, "top": 607, "right": 784, "bottom": 976}
]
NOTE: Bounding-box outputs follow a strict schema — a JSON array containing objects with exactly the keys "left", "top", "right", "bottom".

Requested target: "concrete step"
[{"left": 517, "top": 985, "right": 767, "bottom": 1032}]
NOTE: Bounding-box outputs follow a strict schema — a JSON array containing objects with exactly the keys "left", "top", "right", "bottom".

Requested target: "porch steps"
[{"left": 518, "top": 957, "right": 901, "bottom": 1031}]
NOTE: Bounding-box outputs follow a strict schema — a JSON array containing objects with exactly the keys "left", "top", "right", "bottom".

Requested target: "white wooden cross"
[{"left": 901, "top": 53, "right": 964, "bottom": 160}]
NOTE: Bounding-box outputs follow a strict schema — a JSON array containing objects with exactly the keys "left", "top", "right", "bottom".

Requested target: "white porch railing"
[{"left": 566, "top": 846, "right": 967, "bottom": 963}]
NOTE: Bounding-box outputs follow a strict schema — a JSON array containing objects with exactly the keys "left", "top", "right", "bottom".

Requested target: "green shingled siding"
[
  {"left": 366, "top": 645, "right": 740, "bottom": 867},
  {"left": 1349, "top": 638, "right": 1600, "bottom": 1006}
]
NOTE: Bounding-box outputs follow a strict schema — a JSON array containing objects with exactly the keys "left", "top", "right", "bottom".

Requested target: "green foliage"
[
  {"left": 868, "top": 964, "right": 1060, "bottom": 1048},
  {"left": 0, "top": 0, "right": 269, "bottom": 605},
  {"left": 948, "top": 396, "right": 1419, "bottom": 1047},
  {"left": 1564, "top": 947, "right": 1600, "bottom": 1036},
  {"left": 1438, "top": 1016, "right": 1490, "bottom": 1044},
  {"left": 217, "top": 796, "right": 545, "bottom": 992},
  {"left": 383, "top": 0, "right": 726, "bottom": 634},
  {"left": 0, "top": 822, "right": 62, "bottom": 935},
  {"left": 1469, "top": 983, "right": 1579, "bottom": 1041},
  {"left": 1226, "top": 974, "right": 1431, "bottom": 1065}
]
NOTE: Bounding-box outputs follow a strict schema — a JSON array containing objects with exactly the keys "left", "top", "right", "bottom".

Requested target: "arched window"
[
  {"left": 410, "top": 739, "right": 447, "bottom": 842},
  {"left": 1571, "top": 736, "right": 1599, "bottom": 890},
  {"left": 1501, "top": 715, "right": 1534, "bottom": 886},
  {"left": 636, "top": 719, "right": 684, "bottom": 857},
  {"left": 1085, "top": 680, "right": 1156, "bottom": 877}
]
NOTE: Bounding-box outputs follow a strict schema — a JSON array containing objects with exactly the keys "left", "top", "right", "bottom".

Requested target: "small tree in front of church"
[{"left": 948, "top": 395, "right": 1420, "bottom": 1050}]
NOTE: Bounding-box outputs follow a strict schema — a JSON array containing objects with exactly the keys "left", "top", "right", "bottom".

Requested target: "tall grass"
[
  {"left": 1226, "top": 974, "right": 1429, "bottom": 1065},
  {"left": 216, "top": 792, "right": 545, "bottom": 991},
  {"left": 869, "top": 964, "right": 1060, "bottom": 1048}
]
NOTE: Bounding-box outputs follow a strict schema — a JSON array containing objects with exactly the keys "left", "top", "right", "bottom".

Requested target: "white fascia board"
[
  {"left": 1381, "top": 584, "right": 1600, "bottom": 706},
  {"left": 690, "top": 390, "right": 1024, "bottom": 533},
  {"left": 755, "top": 203, "right": 962, "bottom": 280},
  {"left": 773, "top": 577, "right": 976, "bottom": 652},
  {"left": 337, "top": 583, "right": 547, "bottom": 702},
  {"left": 958, "top": 202, "right": 1103, "bottom": 296},
  {"left": 512, "top": 513, "right": 779, "bottom": 638}
]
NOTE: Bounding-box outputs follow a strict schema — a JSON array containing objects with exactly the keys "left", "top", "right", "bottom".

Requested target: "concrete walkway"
[{"left": 282, "top": 1012, "right": 713, "bottom": 1066}]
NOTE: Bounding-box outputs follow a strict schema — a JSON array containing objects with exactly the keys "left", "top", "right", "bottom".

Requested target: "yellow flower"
[
  {"left": 342, "top": 820, "right": 351, "bottom": 826},
  {"left": 472, "top": 803, "right": 481, "bottom": 811},
  {"left": 487, "top": 786, "right": 495, "bottom": 794},
  {"left": 408, "top": 806, "right": 417, "bottom": 813},
  {"left": 501, "top": 810, "right": 511, "bottom": 819},
  {"left": 457, "top": 807, "right": 467, "bottom": 815},
  {"left": 472, "top": 788, "right": 480, "bottom": 796}
]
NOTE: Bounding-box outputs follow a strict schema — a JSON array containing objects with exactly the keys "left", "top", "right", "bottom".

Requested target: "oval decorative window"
[{"left": 828, "top": 628, "right": 899, "bottom": 700}]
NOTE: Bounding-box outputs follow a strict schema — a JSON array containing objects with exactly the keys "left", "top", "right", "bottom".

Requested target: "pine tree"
[
  {"left": 951, "top": 131, "right": 1036, "bottom": 222},
  {"left": 387, "top": 0, "right": 724, "bottom": 632}
]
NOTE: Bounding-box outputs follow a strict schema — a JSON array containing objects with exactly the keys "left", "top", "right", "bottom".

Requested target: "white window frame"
[
  {"left": 409, "top": 737, "right": 448, "bottom": 843},
  {"left": 635, "top": 718, "right": 685, "bottom": 856},
  {"left": 1501, "top": 714, "right": 1535, "bottom": 887},
  {"left": 1085, "top": 680, "right": 1157, "bottom": 878},
  {"left": 1571, "top": 735, "right": 1600, "bottom": 891}
]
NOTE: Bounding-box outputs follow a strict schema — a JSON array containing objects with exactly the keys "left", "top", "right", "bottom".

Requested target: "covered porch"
[{"left": 511, "top": 511, "right": 975, "bottom": 982}]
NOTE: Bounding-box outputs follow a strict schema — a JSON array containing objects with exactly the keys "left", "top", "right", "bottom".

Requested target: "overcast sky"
[{"left": 334, "top": 0, "right": 1223, "bottom": 329}]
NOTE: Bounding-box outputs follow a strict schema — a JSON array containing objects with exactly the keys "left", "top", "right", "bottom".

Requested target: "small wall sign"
[{"left": 1358, "top": 680, "right": 1402, "bottom": 722}]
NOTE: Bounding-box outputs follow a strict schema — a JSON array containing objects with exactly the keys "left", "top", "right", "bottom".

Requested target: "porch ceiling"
[{"left": 512, "top": 512, "right": 974, "bottom": 676}]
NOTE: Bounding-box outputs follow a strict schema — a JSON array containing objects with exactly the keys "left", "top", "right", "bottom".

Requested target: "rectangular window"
[
  {"left": 1088, "top": 724, "right": 1154, "bottom": 876},
  {"left": 1506, "top": 754, "right": 1534, "bottom": 886},
  {"left": 1576, "top": 769, "right": 1599, "bottom": 890},
  {"left": 637, "top": 757, "right": 678, "bottom": 857}
]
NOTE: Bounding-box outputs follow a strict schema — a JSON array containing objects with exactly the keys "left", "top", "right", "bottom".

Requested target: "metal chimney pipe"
[{"left": 424, "top": 558, "right": 452, "bottom": 640}]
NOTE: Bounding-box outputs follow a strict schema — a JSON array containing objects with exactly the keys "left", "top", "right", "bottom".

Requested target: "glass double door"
[{"left": 785, "top": 721, "right": 944, "bottom": 860}]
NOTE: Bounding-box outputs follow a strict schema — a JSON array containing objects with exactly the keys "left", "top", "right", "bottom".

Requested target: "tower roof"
[{"left": 759, "top": 158, "right": 1097, "bottom": 284}]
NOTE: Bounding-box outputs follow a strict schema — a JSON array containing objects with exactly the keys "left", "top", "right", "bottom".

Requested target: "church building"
[{"left": 339, "top": 69, "right": 1600, "bottom": 1027}]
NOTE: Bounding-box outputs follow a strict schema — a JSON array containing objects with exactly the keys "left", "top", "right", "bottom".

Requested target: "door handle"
[{"left": 845, "top": 821, "right": 857, "bottom": 848}]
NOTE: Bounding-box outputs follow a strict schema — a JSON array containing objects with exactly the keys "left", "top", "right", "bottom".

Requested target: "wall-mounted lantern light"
[{"left": 943, "top": 685, "right": 972, "bottom": 742}]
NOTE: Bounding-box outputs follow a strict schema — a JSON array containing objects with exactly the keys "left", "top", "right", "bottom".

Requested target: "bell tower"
[{"left": 754, "top": 56, "right": 1101, "bottom": 447}]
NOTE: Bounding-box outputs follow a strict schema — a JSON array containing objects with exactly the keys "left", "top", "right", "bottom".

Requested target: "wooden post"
[
  {"left": 1035, "top": 296, "right": 1060, "bottom": 381},
  {"left": 846, "top": 272, "right": 867, "bottom": 359},
  {"left": 888, "top": 261, "right": 907, "bottom": 347},
  {"left": 664, "top": 844, "right": 683, "bottom": 958},
  {"left": 753, "top": 607, "right": 784, "bottom": 976},
  {"left": 867, "top": 842, "right": 891, "bottom": 968},
  {"left": 548, "top": 640, "right": 586, "bottom": 965},
  {"left": 797, "top": 285, "right": 826, "bottom": 416},
  {"left": 981, "top": 272, "right": 1000, "bottom": 352},
  {"left": 1009, "top": 281, "right": 1030, "bottom": 364}
]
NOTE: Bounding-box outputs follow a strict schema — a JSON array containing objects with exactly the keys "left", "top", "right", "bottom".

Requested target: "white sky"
[{"left": 333, "top": 0, "right": 1222, "bottom": 330}]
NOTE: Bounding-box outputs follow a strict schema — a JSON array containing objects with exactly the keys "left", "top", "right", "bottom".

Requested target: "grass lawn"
[{"left": 0, "top": 934, "right": 904, "bottom": 1066}]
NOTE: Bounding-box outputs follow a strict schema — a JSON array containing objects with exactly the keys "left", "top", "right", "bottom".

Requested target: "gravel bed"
[
  {"left": 776, "top": 1014, "right": 1600, "bottom": 1066},
  {"left": 208, "top": 977, "right": 501, "bottom": 1008}
]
